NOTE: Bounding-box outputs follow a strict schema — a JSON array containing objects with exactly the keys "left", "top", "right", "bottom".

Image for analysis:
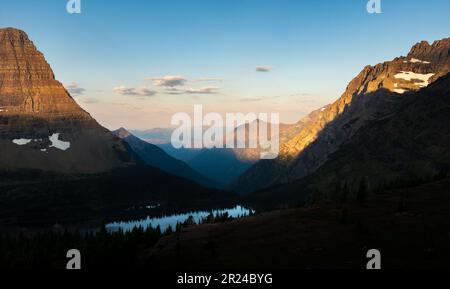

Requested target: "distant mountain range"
[
  {"left": 113, "top": 127, "right": 218, "bottom": 188},
  {"left": 129, "top": 128, "right": 174, "bottom": 145},
  {"left": 131, "top": 128, "right": 260, "bottom": 186}
]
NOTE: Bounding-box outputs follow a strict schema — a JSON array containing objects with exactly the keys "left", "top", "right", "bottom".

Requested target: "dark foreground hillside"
[
  {"left": 151, "top": 178, "right": 450, "bottom": 269},
  {"left": 1, "top": 177, "right": 449, "bottom": 269},
  {"left": 0, "top": 166, "right": 235, "bottom": 228}
]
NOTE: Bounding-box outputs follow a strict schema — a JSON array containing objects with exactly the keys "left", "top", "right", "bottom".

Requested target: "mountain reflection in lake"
[{"left": 106, "top": 205, "right": 253, "bottom": 233}]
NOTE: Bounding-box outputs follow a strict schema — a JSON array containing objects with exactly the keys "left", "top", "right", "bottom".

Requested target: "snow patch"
[
  {"left": 394, "top": 89, "right": 407, "bottom": 94},
  {"left": 394, "top": 71, "right": 435, "bottom": 87},
  {"left": 12, "top": 139, "right": 32, "bottom": 146},
  {"left": 11, "top": 134, "right": 70, "bottom": 152},
  {"left": 409, "top": 58, "right": 431, "bottom": 64},
  {"left": 49, "top": 133, "right": 71, "bottom": 151}
]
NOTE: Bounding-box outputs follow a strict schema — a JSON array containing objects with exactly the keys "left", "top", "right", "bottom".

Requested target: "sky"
[{"left": 0, "top": 0, "right": 449, "bottom": 130}]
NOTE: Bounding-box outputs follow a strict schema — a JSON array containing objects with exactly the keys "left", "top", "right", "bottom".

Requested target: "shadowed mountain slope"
[
  {"left": 247, "top": 73, "right": 450, "bottom": 208},
  {"left": 113, "top": 128, "right": 218, "bottom": 188},
  {"left": 234, "top": 37, "right": 450, "bottom": 194}
]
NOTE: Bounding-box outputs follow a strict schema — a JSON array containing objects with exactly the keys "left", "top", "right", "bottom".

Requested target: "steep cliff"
[{"left": 0, "top": 28, "right": 130, "bottom": 173}]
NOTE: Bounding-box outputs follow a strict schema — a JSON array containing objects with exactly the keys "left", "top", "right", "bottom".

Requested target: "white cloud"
[
  {"left": 193, "top": 77, "right": 224, "bottom": 82},
  {"left": 163, "top": 88, "right": 184, "bottom": 95},
  {"left": 81, "top": 97, "right": 99, "bottom": 104},
  {"left": 256, "top": 66, "right": 272, "bottom": 72},
  {"left": 147, "top": 76, "right": 187, "bottom": 87},
  {"left": 239, "top": 97, "right": 264, "bottom": 102},
  {"left": 113, "top": 86, "right": 157, "bottom": 97},
  {"left": 185, "top": 86, "right": 220, "bottom": 94},
  {"left": 239, "top": 95, "right": 280, "bottom": 102},
  {"left": 64, "top": 83, "right": 86, "bottom": 96}
]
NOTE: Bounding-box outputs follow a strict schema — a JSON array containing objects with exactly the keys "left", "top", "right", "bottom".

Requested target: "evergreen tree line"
[
  {"left": 0, "top": 210, "right": 248, "bottom": 270},
  {"left": 311, "top": 171, "right": 449, "bottom": 206},
  {"left": 0, "top": 224, "right": 164, "bottom": 270}
]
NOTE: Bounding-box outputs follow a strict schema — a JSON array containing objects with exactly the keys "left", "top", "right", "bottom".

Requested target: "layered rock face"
[
  {"left": 234, "top": 38, "right": 450, "bottom": 194},
  {"left": 0, "top": 28, "right": 129, "bottom": 173}
]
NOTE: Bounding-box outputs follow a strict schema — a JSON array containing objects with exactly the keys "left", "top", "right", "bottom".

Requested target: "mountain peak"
[
  {"left": 0, "top": 27, "right": 89, "bottom": 118},
  {"left": 0, "top": 27, "right": 28, "bottom": 35},
  {"left": 0, "top": 28, "right": 130, "bottom": 173},
  {"left": 407, "top": 37, "right": 450, "bottom": 63},
  {"left": 114, "top": 127, "right": 131, "bottom": 139}
]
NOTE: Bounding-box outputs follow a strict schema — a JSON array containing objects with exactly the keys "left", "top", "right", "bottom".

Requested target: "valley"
[{"left": 0, "top": 4, "right": 449, "bottom": 271}]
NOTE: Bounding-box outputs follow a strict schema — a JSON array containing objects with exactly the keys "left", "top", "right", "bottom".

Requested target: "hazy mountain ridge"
[
  {"left": 113, "top": 128, "right": 218, "bottom": 188},
  {"left": 133, "top": 121, "right": 298, "bottom": 186}
]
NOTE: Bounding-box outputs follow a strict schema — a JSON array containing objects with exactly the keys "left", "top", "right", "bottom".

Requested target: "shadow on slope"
[{"left": 245, "top": 73, "right": 450, "bottom": 209}]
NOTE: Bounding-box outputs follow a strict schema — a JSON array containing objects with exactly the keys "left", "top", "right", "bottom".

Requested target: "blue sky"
[{"left": 1, "top": 0, "right": 449, "bottom": 129}]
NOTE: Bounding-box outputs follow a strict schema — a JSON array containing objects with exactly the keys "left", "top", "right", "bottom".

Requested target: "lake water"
[{"left": 106, "top": 205, "right": 253, "bottom": 233}]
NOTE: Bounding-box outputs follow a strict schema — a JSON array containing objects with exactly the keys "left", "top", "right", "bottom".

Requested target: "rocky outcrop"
[
  {"left": 408, "top": 39, "right": 450, "bottom": 64},
  {"left": 0, "top": 28, "right": 130, "bottom": 173},
  {"left": 234, "top": 37, "right": 450, "bottom": 194}
]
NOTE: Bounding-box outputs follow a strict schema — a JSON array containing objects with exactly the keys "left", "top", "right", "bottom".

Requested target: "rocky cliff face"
[
  {"left": 234, "top": 37, "right": 450, "bottom": 194},
  {"left": 247, "top": 73, "right": 450, "bottom": 207},
  {"left": 0, "top": 28, "right": 130, "bottom": 173}
]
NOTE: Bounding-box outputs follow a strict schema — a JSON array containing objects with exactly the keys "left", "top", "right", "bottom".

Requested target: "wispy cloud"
[
  {"left": 81, "top": 97, "right": 99, "bottom": 104},
  {"left": 123, "top": 75, "right": 224, "bottom": 95},
  {"left": 113, "top": 86, "right": 157, "bottom": 97},
  {"left": 185, "top": 86, "right": 220, "bottom": 94},
  {"left": 256, "top": 66, "right": 272, "bottom": 72},
  {"left": 147, "top": 76, "right": 187, "bottom": 87},
  {"left": 290, "top": 92, "right": 315, "bottom": 97},
  {"left": 240, "top": 97, "right": 264, "bottom": 102},
  {"left": 64, "top": 83, "right": 86, "bottom": 96},
  {"left": 163, "top": 88, "right": 184, "bottom": 95},
  {"left": 193, "top": 77, "right": 223, "bottom": 82},
  {"left": 239, "top": 95, "right": 280, "bottom": 102}
]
